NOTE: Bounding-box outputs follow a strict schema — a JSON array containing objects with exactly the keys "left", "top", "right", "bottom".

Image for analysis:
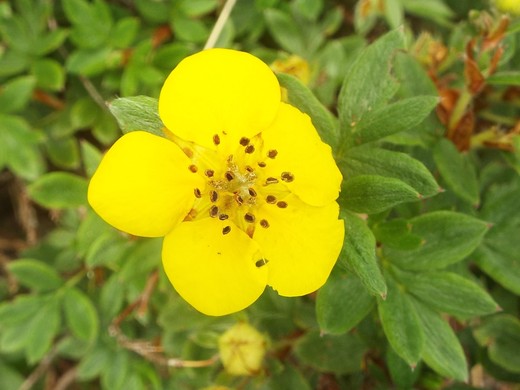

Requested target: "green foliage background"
[{"left": 1, "top": 0, "right": 520, "bottom": 389}]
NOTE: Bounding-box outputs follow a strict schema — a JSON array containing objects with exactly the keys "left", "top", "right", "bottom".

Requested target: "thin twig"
[
  {"left": 53, "top": 367, "right": 77, "bottom": 390},
  {"left": 204, "top": 0, "right": 237, "bottom": 49},
  {"left": 79, "top": 76, "right": 109, "bottom": 112},
  {"left": 18, "top": 348, "right": 58, "bottom": 390}
]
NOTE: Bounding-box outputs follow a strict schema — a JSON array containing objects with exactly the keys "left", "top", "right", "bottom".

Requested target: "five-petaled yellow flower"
[{"left": 88, "top": 49, "right": 344, "bottom": 316}]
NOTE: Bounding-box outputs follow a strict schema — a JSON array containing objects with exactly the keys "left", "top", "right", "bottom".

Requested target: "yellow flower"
[
  {"left": 88, "top": 49, "right": 344, "bottom": 316},
  {"left": 495, "top": 0, "right": 520, "bottom": 15}
]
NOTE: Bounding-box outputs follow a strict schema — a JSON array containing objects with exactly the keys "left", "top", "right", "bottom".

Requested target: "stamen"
[
  {"left": 266, "top": 195, "right": 276, "bottom": 204},
  {"left": 222, "top": 226, "right": 231, "bottom": 235},
  {"left": 210, "top": 190, "right": 218, "bottom": 202},
  {"left": 225, "top": 171, "right": 234, "bottom": 181},
  {"left": 245, "top": 165, "right": 254, "bottom": 173},
  {"left": 219, "top": 214, "right": 229, "bottom": 221},
  {"left": 245, "top": 144, "right": 255, "bottom": 154},
  {"left": 257, "top": 161, "right": 266, "bottom": 168},
  {"left": 267, "top": 149, "right": 278, "bottom": 159},
  {"left": 277, "top": 201, "right": 288, "bottom": 208},
  {"left": 213, "top": 134, "right": 220, "bottom": 145},
  {"left": 183, "top": 148, "right": 194, "bottom": 158},
  {"left": 235, "top": 194, "right": 244, "bottom": 205},
  {"left": 248, "top": 188, "right": 257, "bottom": 197},
  {"left": 244, "top": 213, "right": 255, "bottom": 223},
  {"left": 205, "top": 169, "right": 214, "bottom": 177},
  {"left": 260, "top": 219, "right": 270, "bottom": 228},
  {"left": 239, "top": 137, "right": 250, "bottom": 146},
  {"left": 209, "top": 205, "right": 219, "bottom": 218},
  {"left": 194, "top": 188, "right": 201, "bottom": 198},
  {"left": 256, "top": 259, "right": 269, "bottom": 267},
  {"left": 188, "top": 164, "right": 198, "bottom": 173},
  {"left": 265, "top": 177, "right": 279, "bottom": 185},
  {"left": 281, "top": 172, "right": 294, "bottom": 182}
]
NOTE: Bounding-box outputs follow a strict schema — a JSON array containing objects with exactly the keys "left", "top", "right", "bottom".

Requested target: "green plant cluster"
[{"left": 1, "top": 0, "right": 519, "bottom": 389}]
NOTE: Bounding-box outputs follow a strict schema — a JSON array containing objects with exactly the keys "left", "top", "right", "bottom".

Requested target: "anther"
[
  {"left": 281, "top": 172, "right": 294, "bottom": 182},
  {"left": 267, "top": 149, "right": 278, "bottom": 159},
  {"left": 248, "top": 188, "right": 257, "bottom": 197},
  {"left": 258, "top": 161, "right": 266, "bottom": 168},
  {"left": 256, "top": 259, "right": 269, "bottom": 267},
  {"left": 244, "top": 213, "right": 255, "bottom": 223},
  {"left": 222, "top": 226, "right": 231, "bottom": 235},
  {"left": 245, "top": 144, "right": 255, "bottom": 154},
  {"left": 239, "top": 137, "right": 250, "bottom": 146},
  {"left": 205, "top": 169, "right": 214, "bottom": 177},
  {"left": 266, "top": 195, "right": 276, "bottom": 204},
  {"left": 277, "top": 201, "right": 288, "bottom": 208},
  {"left": 194, "top": 188, "right": 202, "bottom": 198},
  {"left": 183, "top": 148, "right": 194, "bottom": 158},
  {"left": 213, "top": 134, "right": 220, "bottom": 145},
  {"left": 260, "top": 219, "right": 270, "bottom": 228},
  {"left": 209, "top": 205, "right": 219, "bottom": 218},
  {"left": 219, "top": 214, "right": 229, "bottom": 221},
  {"left": 245, "top": 165, "right": 254, "bottom": 173},
  {"left": 265, "top": 177, "right": 279, "bottom": 185},
  {"left": 235, "top": 194, "right": 244, "bottom": 205},
  {"left": 210, "top": 190, "right": 218, "bottom": 202},
  {"left": 225, "top": 171, "right": 234, "bottom": 181},
  {"left": 188, "top": 164, "right": 198, "bottom": 173}
]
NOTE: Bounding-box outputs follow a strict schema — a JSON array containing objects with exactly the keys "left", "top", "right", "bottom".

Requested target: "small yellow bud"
[
  {"left": 218, "top": 322, "right": 267, "bottom": 376},
  {"left": 495, "top": 0, "right": 520, "bottom": 15}
]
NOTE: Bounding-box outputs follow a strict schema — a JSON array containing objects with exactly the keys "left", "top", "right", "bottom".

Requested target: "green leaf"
[
  {"left": 171, "top": 16, "right": 208, "bottom": 43},
  {"left": 81, "top": 141, "right": 102, "bottom": 177},
  {"left": 46, "top": 137, "right": 80, "bottom": 169},
  {"left": 338, "top": 28, "right": 405, "bottom": 133},
  {"left": 316, "top": 269, "right": 375, "bottom": 334},
  {"left": 0, "top": 361, "right": 24, "bottom": 390},
  {"left": 28, "top": 172, "right": 88, "bottom": 208},
  {"left": 63, "top": 288, "right": 99, "bottom": 343},
  {"left": 0, "top": 295, "right": 46, "bottom": 326},
  {"left": 378, "top": 274, "right": 424, "bottom": 366},
  {"left": 31, "top": 59, "right": 65, "bottom": 91},
  {"left": 7, "top": 259, "right": 63, "bottom": 293},
  {"left": 268, "top": 365, "right": 312, "bottom": 390},
  {"left": 109, "top": 17, "right": 140, "bottom": 48},
  {"left": 433, "top": 138, "right": 479, "bottom": 205},
  {"left": 412, "top": 298, "right": 468, "bottom": 381},
  {"left": 473, "top": 314, "right": 520, "bottom": 373},
  {"left": 342, "top": 96, "right": 438, "bottom": 148},
  {"left": 372, "top": 219, "right": 423, "bottom": 250},
  {"left": 101, "top": 350, "right": 129, "bottom": 390},
  {"left": 339, "top": 146, "right": 439, "bottom": 197},
  {"left": 486, "top": 71, "right": 520, "bottom": 86},
  {"left": 341, "top": 175, "right": 420, "bottom": 214},
  {"left": 66, "top": 47, "right": 118, "bottom": 76},
  {"left": 118, "top": 238, "right": 161, "bottom": 282},
  {"left": 175, "top": 0, "right": 218, "bottom": 17},
  {"left": 294, "top": 330, "right": 367, "bottom": 374},
  {"left": 108, "top": 96, "right": 165, "bottom": 137},
  {"left": 25, "top": 297, "right": 61, "bottom": 363},
  {"left": 276, "top": 73, "right": 338, "bottom": 148},
  {"left": 339, "top": 213, "right": 387, "bottom": 296},
  {"left": 0, "top": 75, "right": 35, "bottom": 114},
  {"left": 62, "top": 0, "right": 112, "bottom": 48},
  {"left": 384, "top": 211, "right": 489, "bottom": 271},
  {"left": 386, "top": 347, "right": 420, "bottom": 390},
  {"left": 77, "top": 344, "right": 112, "bottom": 380},
  {"left": 473, "top": 245, "right": 520, "bottom": 295},
  {"left": 264, "top": 8, "right": 306, "bottom": 56},
  {"left": 397, "top": 270, "right": 498, "bottom": 318}
]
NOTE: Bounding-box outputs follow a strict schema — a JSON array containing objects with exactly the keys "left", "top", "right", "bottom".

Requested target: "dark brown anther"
[
  {"left": 258, "top": 161, "right": 266, "bottom": 168},
  {"left": 277, "top": 201, "right": 288, "bottom": 208},
  {"left": 239, "top": 137, "right": 250, "bottom": 146},
  {"left": 222, "top": 226, "right": 231, "bottom": 235},
  {"left": 265, "top": 177, "right": 279, "bottom": 185},
  {"left": 213, "top": 134, "right": 220, "bottom": 145},
  {"left": 209, "top": 205, "right": 219, "bottom": 218},
  {"left": 266, "top": 195, "right": 276, "bottom": 204},
  {"left": 225, "top": 171, "right": 234, "bottom": 181},
  {"left": 244, "top": 213, "right": 255, "bottom": 223},
  {"left": 245, "top": 144, "right": 255, "bottom": 154},
  {"left": 256, "top": 258, "right": 269, "bottom": 267},
  {"left": 210, "top": 190, "right": 218, "bottom": 203},
  {"left": 235, "top": 194, "right": 244, "bottom": 205},
  {"left": 281, "top": 172, "right": 294, "bottom": 182},
  {"left": 188, "top": 164, "right": 198, "bottom": 173},
  {"left": 205, "top": 169, "right": 214, "bottom": 177},
  {"left": 245, "top": 165, "right": 254, "bottom": 173},
  {"left": 267, "top": 149, "right": 278, "bottom": 159},
  {"left": 219, "top": 213, "right": 229, "bottom": 221},
  {"left": 194, "top": 188, "right": 202, "bottom": 198},
  {"left": 260, "top": 219, "right": 270, "bottom": 228},
  {"left": 248, "top": 188, "right": 257, "bottom": 197}
]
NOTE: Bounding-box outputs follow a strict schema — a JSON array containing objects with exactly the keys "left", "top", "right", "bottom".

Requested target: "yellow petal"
[
  {"left": 88, "top": 131, "right": 204, "bottom": 237},
  {"left": 261, "top": 103, "right": 342, "bottom": 206},
  {"left": 159, "top": 49, "right": 281, "bottom": 149},
  {"left": 162, "top": 219, "right": 268, "bottom": 316},
  {"left": 253, "top": 194, "right": 344, "bottom": 296}
]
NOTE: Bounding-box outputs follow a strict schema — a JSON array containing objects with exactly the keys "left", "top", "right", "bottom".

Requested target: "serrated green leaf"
[
  {"left": 433, "top": 138, "right": 479, "bottom": 205},
  {"left": 397, "top": 270, "right": 498, "bottom": 318},
  {"left": 316, "top": 268, "right": 375, "bottom": 334},
  {"left": 28, "top": 172, "right": 88, "bottom": 208},
  {"left": 341, "top": 175, "right": 420, "bottom": 214},
  {"left": 339, "top": 146, "right": 439, "bottom": 197},
  {"left": 338, "top": 28, "right": 405, "bottom": 133},
  {"left": 294, "top": 330, "right": 367, "bottom": 374},
  {"left": 277, "top": 73, "right": 338, "bottom": 148},
  {"left": 378, "top": 274, "right": 424, "bottom": 366},
  {"left": 384, "top": 211, "right": 489, "bottom": 271},
  {"left": 473, "top": 245, "right": 520, "bottom": 295},
  {"left": 473, "top": 314, "right": 520, "bottom": 373},
  {"left": 264, "top": 8, "right": 306, "bottom": 56},
  {"left": 339, "top": 212, "right": 386, "bottom": 296},
  {"left": 0, "top": 75, "right": 35, "bottom": 114},
  {"left": 412, "top": 298, "right": 468, "bottom": 381},
  {"left": 7, "top": 259, "right": 63, "bottom": 293},
  {"left": 108, "top": 96, "right": 165, "bottom": 137},
  {"left": 63, "top": 288, "right": 99, "bottom": 343}
]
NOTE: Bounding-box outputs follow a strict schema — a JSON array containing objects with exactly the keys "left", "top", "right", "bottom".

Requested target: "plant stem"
[{"left": 204, "top": 0, "right": 237, "bottom": 50}]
